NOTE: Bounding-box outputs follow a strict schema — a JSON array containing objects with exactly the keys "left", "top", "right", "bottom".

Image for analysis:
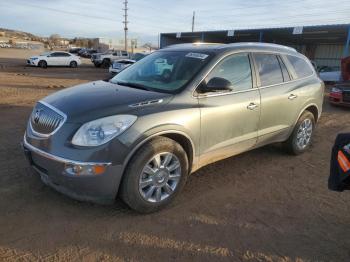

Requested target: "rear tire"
[
  {"left": 284, "top": 111, "right": 315, "bottom": 155},
  {"left": 70, "top": 61, "right": 78, "bottom": 68},
  {"left": 38, "top": 60, "right": 47, "bottom": 68},
  {"left": 120, "top": 137, "right": 189, "bottom": 213}
]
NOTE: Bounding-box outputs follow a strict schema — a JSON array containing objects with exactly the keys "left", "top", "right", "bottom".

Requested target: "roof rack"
[
  {"left": 223, "top": 42, "right": 297, "bottom": 52},
  {"left": 164, "top": 42, "right": 223, "bottom": 49}
]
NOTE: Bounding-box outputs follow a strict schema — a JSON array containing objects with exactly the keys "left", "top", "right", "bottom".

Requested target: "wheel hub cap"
[
  {"left": 296, "top": 118, "right": 313, "bottom": 150},
  {"left": 139, "top": 152, "right": 181, "bottom": 203}
]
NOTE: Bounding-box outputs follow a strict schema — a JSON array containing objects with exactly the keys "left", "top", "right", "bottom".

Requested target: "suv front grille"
[{"left": 30, "top": 102, "right": 66, "bottom": 136}]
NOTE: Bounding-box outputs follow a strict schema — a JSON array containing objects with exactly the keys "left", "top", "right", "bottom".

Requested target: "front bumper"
[
  {"left": 26, "top": 59, "right": 38, "bottom": 66},
  {"left": 109, "top": 67, "right": 121, "bottom": 74},
  {"left": 23, "top": 136, "right": 124, "bottom": 204},
  {"left": 329, "top": 93, "right": 350, "bottom": 107}
]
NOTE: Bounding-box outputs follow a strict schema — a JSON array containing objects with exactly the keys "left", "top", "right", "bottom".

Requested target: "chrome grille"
[{"left": 30, "top": 102, "right": 66, "bottom": 136}]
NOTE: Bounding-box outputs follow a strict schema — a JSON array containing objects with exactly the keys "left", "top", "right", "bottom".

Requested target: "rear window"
[
  {"left": 286, "top": 55, "right": 314, "bottom": 79},
  {"left": 254, "top": 53, "right": 283, "bottom": 86}
]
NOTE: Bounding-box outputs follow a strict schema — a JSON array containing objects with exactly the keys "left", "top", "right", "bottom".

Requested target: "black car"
[
  {"left": 69, "top": 48, "right": 82, "bottom": 54},
  {"left": 81, "top": 49, "right": 97, "bottom": 58}
]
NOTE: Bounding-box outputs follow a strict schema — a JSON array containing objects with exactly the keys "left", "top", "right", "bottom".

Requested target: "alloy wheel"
[
  {"left": 296, "top": 118, "right": 313, "bottom": 150},
  {"left": 139, "top": 152, "right": 181, "bottom": 203}
]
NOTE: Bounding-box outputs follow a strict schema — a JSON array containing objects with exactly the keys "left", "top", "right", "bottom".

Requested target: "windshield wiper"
[{"left": 116, "top": 81, "right": 150, "bottom": 91}]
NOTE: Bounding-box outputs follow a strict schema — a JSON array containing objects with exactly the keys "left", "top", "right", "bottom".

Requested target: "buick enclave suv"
[{"left": 23, "top": 43, "right": 324, "bottom": 213}]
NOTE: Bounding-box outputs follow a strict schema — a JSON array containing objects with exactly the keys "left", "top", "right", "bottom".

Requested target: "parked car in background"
[
  {"left": 109, "top": 52, "right": 148, "bottom": 75},
  {"left": 69, "top": 48, "right": 82, "bottom": 54},
  {"left": 27, "top": 51, "right": 81, "bottom": 68},
  {"left": 329, "top": 83, "right": 350, "bottom": 106},
  {"left": 91, "top": 50, "right": 129, "bottom": 68},
  {"left": 318, "top": 66, "right": 341, "bottom": 83},
  {"left": 0, "top": 42, "right": 12, "bottom": 48},
  {"left": 23, "top": 43, "right": 324, "bottom": 213},
  {"left": 80, "top": 49, "right": 97, "bottom": 58}
]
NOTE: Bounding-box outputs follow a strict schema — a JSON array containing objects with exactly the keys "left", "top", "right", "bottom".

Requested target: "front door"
[{"left": 197, "top": 53, "right": 260, "bottom": 166}]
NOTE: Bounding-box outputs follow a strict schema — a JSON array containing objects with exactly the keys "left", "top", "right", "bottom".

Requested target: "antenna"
[{"left": 123, "top": 0, "right": 128, "bottom": 52}]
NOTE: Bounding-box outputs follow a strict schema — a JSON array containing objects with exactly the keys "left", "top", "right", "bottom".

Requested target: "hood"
[{"left": 41, "top": 80, "right": 172, "bottom": 123}]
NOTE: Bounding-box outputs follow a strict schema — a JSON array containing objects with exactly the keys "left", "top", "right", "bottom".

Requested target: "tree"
[
  {"left": 49, "top": 34, "right": 61, "bottom": 46},
  {"left": 143, "top": 42, "right": 156, "bottom": 52}
]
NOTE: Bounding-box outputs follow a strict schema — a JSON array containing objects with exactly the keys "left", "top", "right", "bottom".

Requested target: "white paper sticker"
[
  {"left": 227, "top": 30, "right": 235, "bottom": 37},
  {"left": 185, "top": 52, "right": 209, "bottom": 60},
  {"left": 176, "top": 32, "right": 181, "bottom": 38},
  {"left": 293, "top": 26, "right": 303, "bottom": 35}
]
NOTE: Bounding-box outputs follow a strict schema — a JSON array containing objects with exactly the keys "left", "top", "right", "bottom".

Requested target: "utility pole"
[
  {"left": 123, "top": 0, "right": 128, "bottom": 52},
  {"left": 192, "top": 11, "right": 195, "bottom": 32}
]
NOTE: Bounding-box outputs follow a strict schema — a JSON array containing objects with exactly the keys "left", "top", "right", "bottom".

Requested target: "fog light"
[{"left": 64, "top": 164, "right": 106, "bottom": 176}]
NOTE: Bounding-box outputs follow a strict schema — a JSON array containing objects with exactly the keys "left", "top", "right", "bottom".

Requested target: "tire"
[
  {"left": 38, "top": 60, "right": 47, "bottom": 68},
  {"left": 284, "top": 111, "right": 315, "bottom": 155},
  {"left": 101, "top": 59, "right": 110, "bottom": 68},
  {"left": 70, "top": 61, "right": 78, "bottom": 68},
  {"left": 120, "top": 136, "right": 189, "bottom": 213},
  {"left": 94, "top": 62, "right": 101, "bottom": 68}
]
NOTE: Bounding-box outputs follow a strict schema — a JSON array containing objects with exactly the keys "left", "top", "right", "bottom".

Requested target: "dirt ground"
[{"left": 1, "top": 48, "right": 350, "bottom": 262}]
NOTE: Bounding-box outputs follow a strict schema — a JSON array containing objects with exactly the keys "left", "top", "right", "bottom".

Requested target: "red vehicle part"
[{"left": 341, "top": 56, "right": 350, "bottom": 82}]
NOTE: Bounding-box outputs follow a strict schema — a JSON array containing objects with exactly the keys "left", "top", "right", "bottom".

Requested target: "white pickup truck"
[{"left": 91, "top": 50, "right": 129, "bottom": 68}]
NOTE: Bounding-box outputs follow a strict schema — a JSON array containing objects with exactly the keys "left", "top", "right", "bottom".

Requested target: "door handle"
[
  {"left": 288, "top": 94, "right": 298, "bottom": 100},
  {"left": 247, "top": 103, "right": 258, "bottom": 110}
]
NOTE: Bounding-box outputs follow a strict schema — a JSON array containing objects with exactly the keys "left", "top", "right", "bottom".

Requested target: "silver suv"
[
  {"left": 23, "top": 43, "right": 324, "bottom": 213},
  {"left": 91, "top": 50, "right": 129, "bottom": 68}
]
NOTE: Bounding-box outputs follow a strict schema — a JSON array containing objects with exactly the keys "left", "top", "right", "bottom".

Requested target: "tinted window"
[
  {"left": 277, "top": 56, "right": 291, "bottom": 82},
  {"left": 286, "top": 55, "right": 313, "bottom": 78},
  {"left": 121, "top": 51, "right": 128, "bottom": 56},
  {"left": 60, "top": 52, "right": 70, "bottom": 57},
  {"left": 254, "top": 54, "right": 283, "bottom": 86},
  {"left": 206, "top": 53, "right": 252, "bottom": 92},
  {"left": 53, "top": 52, "right": 70, "bottom": 57}
]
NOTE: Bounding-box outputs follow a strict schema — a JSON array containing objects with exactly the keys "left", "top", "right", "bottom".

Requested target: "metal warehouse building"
[{"left": 160, "top": 24, "right": 350, "bottom": 69}]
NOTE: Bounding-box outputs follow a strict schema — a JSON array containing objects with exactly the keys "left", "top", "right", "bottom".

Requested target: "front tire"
[
  {"left": 101, "top": 59, "right": 111, "bottom": 68},
  {"left": 284, "top": 111, "right": 315, "bottom": 155},
  {"left": 120, "top": 137, "right": 189, "bottom": 213},
  {"left": 38, "top": 60, "right": 47, "bottom": 68}
]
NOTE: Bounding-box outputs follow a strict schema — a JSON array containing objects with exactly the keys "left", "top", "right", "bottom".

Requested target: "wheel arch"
[
  {"left": 122, "top": 130, "right": 196, "bottom": 175},
  {"left": 304, "top": 104, "right": 319, "bottom": 123}
]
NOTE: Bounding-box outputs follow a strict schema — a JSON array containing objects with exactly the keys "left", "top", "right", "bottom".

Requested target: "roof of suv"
[{"left": 163, "top": 42, "right": 298, "bottom": 55}]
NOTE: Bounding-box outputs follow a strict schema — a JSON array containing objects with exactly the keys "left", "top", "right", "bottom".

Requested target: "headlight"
[
  {"left": 331, "top": 87, "right": 342, "bottom": 93},
  {"left": 72, "top": 115, "right": 137, "bottom": 146}
]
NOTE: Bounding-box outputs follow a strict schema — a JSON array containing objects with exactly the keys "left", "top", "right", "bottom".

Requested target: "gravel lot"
[{"left": 1, "top": 49, "right": 350, "bottom": 262}]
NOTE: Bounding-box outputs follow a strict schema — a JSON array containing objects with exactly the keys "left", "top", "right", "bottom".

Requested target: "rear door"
[
  {"left": 197, "top": 53, "right": 261, "bottom": 165},
  {"left": 253, "top": 53, "right": 303, "bottom": 145},
  {"left": 58, "top": 52, "right": 72, "bottom": 66},
  {"left": 46, "top": 52, "right": 59, "bottom": 65}
]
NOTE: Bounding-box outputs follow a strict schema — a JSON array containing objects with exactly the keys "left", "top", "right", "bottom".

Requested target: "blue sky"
[{"left": 1, "top": 0, "right": 350, "bottom": 44}]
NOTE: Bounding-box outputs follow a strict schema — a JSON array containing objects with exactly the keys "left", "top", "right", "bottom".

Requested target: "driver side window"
[{"left": 204, "top": 53, "right": 253, "bottom": 93}]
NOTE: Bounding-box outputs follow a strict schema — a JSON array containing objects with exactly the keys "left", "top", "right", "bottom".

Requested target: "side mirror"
[{"left": 201, "top": 77, "right": 233, "bottom": 93}]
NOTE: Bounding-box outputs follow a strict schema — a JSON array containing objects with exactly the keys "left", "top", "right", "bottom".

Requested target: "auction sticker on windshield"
[{"left": 185, "top": 52, "right": 209, "bottom": 60}]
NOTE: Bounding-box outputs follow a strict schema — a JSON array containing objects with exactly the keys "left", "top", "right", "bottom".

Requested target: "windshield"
[
  {"left": 110, "top": 50, "right": 213, "bottom": 93},
  {"left": 131, "top": 53, "right": 147, "bottom": 61}
]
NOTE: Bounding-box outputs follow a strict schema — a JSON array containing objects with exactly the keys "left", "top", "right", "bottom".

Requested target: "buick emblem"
[{"left": 33, "top": 109, "right": 42, "bottom": 123}]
